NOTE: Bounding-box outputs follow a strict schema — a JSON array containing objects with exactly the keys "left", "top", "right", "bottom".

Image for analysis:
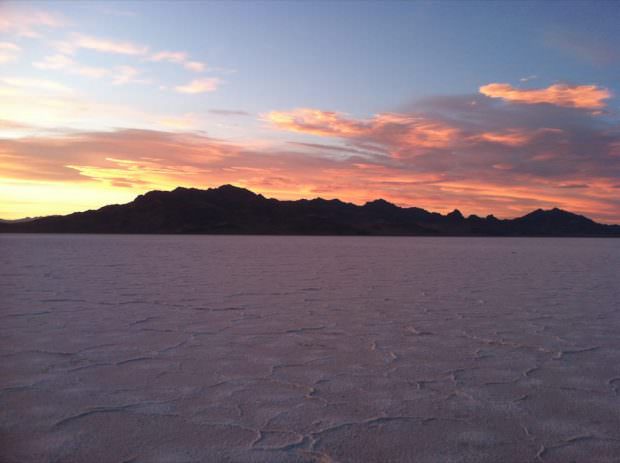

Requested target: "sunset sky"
[{"left": 1, "top": 1, "right": 620, "bottom": 222}]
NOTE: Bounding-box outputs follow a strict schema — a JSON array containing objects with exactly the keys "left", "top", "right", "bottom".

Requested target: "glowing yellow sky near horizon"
[
  {"left": 0, "top": 180, "right": 140, "bottom": 219},
  {"left": 2, "top": 171, "right": 619, "bottom": 224}
]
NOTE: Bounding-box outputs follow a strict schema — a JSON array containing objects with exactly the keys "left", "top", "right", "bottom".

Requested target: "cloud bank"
[{"left": 1, "top": 80, "right": 619, "bottom": 222}]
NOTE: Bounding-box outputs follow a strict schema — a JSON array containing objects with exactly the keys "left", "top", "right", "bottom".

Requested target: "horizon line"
[{"left": 2, "top": 183, "right": 618, "bottom": 227}]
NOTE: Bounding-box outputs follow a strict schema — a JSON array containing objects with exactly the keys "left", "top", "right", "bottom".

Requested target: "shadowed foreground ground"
[{"left": 1, "top": 235, "right": 619, "bottom": 462}]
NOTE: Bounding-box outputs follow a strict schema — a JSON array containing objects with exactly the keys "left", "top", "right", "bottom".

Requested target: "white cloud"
[
  {"left": 149, "top": 50, "right": 206, "bottom": 73},
  {"left": 112, "top": 66, "right": 150, "bottom": 85},
  {"left": 57, "top": 33, "right": 148, "bottom": 56},
  {"left": 1, "top": 77, "right": 73, "bottom": 94},
  {"left": 0, "top": 42, "right": 20, "bottom": 64},
  {"left": 33, "top": 54, "right": 72, "bottom": 70},
  {"left": 184, "top": 61, "right": 206, "bottom": 72},
  {"left": 175, "top": 78, "right": 220, "bottom": 94},
  {"left": 33, "top": 54, "right": 108, "bottom": 78}
]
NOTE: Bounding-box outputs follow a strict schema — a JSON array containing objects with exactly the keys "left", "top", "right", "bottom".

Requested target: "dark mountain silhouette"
[
  {"left": 0, "top": 217, "right": 40, "bottom": 223},
  {"left": 1, "top": 184, "right": 619, "bottom": 236}
]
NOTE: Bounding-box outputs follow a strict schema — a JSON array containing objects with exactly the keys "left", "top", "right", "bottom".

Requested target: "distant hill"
[
  {"left": 0, "top": 217, "right": 40, "bottom": 224},
  {"left": 1, "top": 185, "right": 619, "bottom": 236}
]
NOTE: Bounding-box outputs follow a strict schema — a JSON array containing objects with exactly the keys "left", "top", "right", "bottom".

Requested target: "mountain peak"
[
  {"left": 521, "top": 207, "right": 586, "bottom": 220},
  {"left": 208, "top": 184, "right": 260, "bottom": 199},
  {"left": 447, "top": 209, "right": 464, "bottom": 220},
  {"left": 364, "top": 198, "right": 398, "bottom": 209},
  {"left": 213, "top": 184, "right": 251, "bottom": 192},
  {"left": 1, "top": 185, "right": 618, "bottom": 236}
]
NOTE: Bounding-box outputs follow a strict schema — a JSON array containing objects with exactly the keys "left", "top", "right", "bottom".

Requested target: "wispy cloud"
[
  {"left": 0, "top": 42, "right": 20, "bottom": 64},
  {"left": 57, "top": 33, "right": 148, "bottom": 56},
  {"left": 33, "top": 54, "right": 108, "bottom": 78},
  {"left": 149, "top": 50, "right": 206, "bottom": 72},
  {"left": 33, "top": 56, "right": 150, "bottom": 85},
  {"left": 479, "top": 83, "right": 611, "bottom": 109},
  {"left": 209, "top": 109, "right": 251, "bottom": 116},
  {"left": 184, "top": 61, "right": 206, "bottom": 72},
  {"left": 0, "top": 80, "right": 207, "bottom": 135},
  {"left": 266, "top": 109, "right": 367, "bottom": 137},
  {"left": 112, "top": 66, "right": 150, "bottom": 85},
  {"left": 0, "top": 8, "right": 66, "bottom": 37},
  {"left": 175, "top": 78, "right": 220, "bottom": 94},
  {"left": 1, "top": 77, "right": 73, "bottom": 94},
  {"left": 471, "top": 128, "right": 562, "bottom": 147},
  {"left": 149, "top": 51, "right": 187, "bottom": 63}
]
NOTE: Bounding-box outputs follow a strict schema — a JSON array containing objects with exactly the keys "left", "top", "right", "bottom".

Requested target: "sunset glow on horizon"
[{"left": 1, "top": 1, "right": 620, "bottom": 222}]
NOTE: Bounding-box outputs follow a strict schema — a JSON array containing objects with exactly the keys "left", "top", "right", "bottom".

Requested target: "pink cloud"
[
  {"left": 265, "top": 109, "right": 460, "bottom": 152},
  {"left": 175, "top": 78, "right": 220, "bottom": 94},
  {"left": 470, "top": 128, "right": 563, "bottom": 147},
  {"left": 149, "top": 51, "right": 206, "bottom": 73},
  {"left": 0, "top": 8, "right": 66, "bottom": 37},
  {"left": 266, "top": 109, "right": 367, "bottom": 136},
  {"left": 184, "top": 61, "right": 206, "bottom": 72},
  {"left": 1, "top": 126, "right": 619, "bottom": 223}
]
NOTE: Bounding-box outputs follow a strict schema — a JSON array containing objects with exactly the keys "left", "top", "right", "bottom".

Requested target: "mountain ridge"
[{"left": 1, "top": 184, "right": 619, "bottom": 236}]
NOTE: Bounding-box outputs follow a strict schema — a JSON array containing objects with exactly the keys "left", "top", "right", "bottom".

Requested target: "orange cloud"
[
  {"left": 266, "top": 109, "right": 367, "bottom": 137},
  {"left": 479, "top": 83, "right": 611, "bottom": 109},
  {"left": 1, "top": 128, "right": 619, "bottom": 223},
  {"left": 473, "top": 130, "right": 533, "bottom": 146},
  {"left": 265, "top": 109, "right": 460, "bottom": 152},
  {"left": 376, "top": 114, "right": 459, "bottom": 150},
  {"left": 471, "top": 128, "right": 564, "bottom": 147}
]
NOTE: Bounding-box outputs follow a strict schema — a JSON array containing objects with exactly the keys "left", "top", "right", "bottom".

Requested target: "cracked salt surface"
[{"left": 1, "top": 235, "right": 619, "bottom": 462}]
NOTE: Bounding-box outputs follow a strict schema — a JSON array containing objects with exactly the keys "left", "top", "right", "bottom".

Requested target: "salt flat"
[{"left": 1, "top": 234, "right": 619, "bottom": 463}]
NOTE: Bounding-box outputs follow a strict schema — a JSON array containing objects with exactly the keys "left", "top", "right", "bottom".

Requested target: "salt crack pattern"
[{"left": 1, "top": 235, "right": 619, "bottom": 462}]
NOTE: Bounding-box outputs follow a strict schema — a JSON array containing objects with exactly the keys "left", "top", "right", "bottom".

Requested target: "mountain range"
[{"left": 1, "top": 184, "right": 619, "bottom": 236}]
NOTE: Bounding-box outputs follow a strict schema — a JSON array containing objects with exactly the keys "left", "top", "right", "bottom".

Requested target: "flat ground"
[{"left": 1, "top": 235, "right": 619, "bottom": 462}]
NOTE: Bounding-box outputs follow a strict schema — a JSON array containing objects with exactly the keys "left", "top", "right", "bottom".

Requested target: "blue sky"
[
  {"left": 1, "top": 1, "right": 620, "bottom": 221},
  {"left": 7, "top": 1, "right": 620, "bottom": 117}
]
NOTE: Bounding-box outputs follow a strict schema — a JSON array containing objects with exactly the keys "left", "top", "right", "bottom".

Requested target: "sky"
[{"left": 1, "top": 1, "right": 620, "bottom": 222}]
